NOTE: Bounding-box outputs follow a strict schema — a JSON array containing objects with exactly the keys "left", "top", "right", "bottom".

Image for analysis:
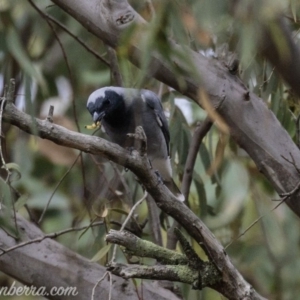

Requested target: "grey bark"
[
  {"left": 3, "top": 101, "right": 266, "bottom": 299},
  {"left": 50, "top": 0, "right": 300, "bottom": 217},
  {"left": 1, "top": 0, "right": 299, "bottom": 299},
  {"left": 0, "top": 211, "right": 180, "bottom": 300}
]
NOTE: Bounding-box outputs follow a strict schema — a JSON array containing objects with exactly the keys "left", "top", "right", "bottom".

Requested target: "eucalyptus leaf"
[
  {"left": 91, "top": 244, "right": 112, "bottom": 262},
  {"left": 3, "top": 162, "right": 21, "bottom": 181},
  {"left": 14, "top": 194, "right": 29, "bottom": 211},
  {"left": 193, "top": 171, "right": 207, "bottom": 217},
  {"left": 6, "top": 26, "right": 46, "bottom": 92}
]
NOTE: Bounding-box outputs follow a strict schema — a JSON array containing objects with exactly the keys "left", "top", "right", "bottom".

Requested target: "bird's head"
[{"left": 86, "top": 87, "right": 125, "bottom": 123}]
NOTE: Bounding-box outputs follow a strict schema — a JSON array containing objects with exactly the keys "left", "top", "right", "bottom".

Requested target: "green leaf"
[
  {"left": 91, "top": 244, "right": 112, "bottom": 262},
  {"left": 15, "top": 194, "right": 29, "bottom": 211},
  {"left": 6, "top": 26, "right": 47, "bottom": 92},
  {"left": 193, "top": 171, "right": 207, "bottom": 217},
  {"left": 170, "top": 106, "right": 191, "bottom": 167},
  {"left": 109, "top": 208, "right": 130, "bottom": 216},
  {"left": 3, "top": 162, "right": 21, "bottom": 181},
  {"left": 0, "top": 177, "right": 12, "bottom": 208},
  {"left": 3, "top": 162, "right": 21, "bottom": 172}
]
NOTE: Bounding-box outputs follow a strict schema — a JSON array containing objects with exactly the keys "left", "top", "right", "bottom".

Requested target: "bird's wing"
[{"left": 141, "top": 90, "right": 170, "bottom": 155}]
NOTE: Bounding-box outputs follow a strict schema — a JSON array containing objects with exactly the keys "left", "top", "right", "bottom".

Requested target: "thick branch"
[
  {"left": 50, "top": 0, "right": 300, "bottom": 220},
  {"left": 106, "top": 229, "right": 221, "bottom": 289},
  {"left": 3, "top": 102, "right": 265, "bottom": 299},
  {"left": 106, "top": 229, "right": 188, "bottom": 265},
  {"left": 6, "top": 1, "right": 299, "bottom": 299},
  {"left": 108, "top": 263, "right": 197, "bottom": 285},
  {"left": 0, "top": 212, "right": 178, "bottom": 300}
]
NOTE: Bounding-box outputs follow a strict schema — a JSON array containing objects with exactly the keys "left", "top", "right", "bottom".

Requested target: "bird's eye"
[{"left": 103, "top": 99, "right": 110, "bottom": 106}]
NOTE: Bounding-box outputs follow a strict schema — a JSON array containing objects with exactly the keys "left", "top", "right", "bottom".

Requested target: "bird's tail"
[{"left": 164, "top": 179, "right": 185, "bottom": 202}]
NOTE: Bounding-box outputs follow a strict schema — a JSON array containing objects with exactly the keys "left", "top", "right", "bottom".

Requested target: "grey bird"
[{"left": 86, "top": 86, "right": 184, "bottom": 201}]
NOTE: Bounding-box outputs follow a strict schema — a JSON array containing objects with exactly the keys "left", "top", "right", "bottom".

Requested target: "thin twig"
[
  {"left": 110, "top": 162, "right": 131, "bottom": 204},
  {"left": 108, "top": 272, "right": 113, "bottom": 300},
  {"left": 279, "top": 181, "right": 300, "bottom": 197},
  {"left": 120, "top": 191, "right": 148, "bottom": 232},
  {"left": 259, "top": 65, "right": 276, "bottom": 94},
  {"left": 146, "top": 195, "right": 162, "bottom": 246},
  {"left": 28, "top": 0, "right": 89, "bottom": 207},
  {"left": 181, "top": 117, "right": 213, "bottom": 200},
  {"left": 28, "top": 0, "right": 109, "bottom": 66},
  {"left": 0, "top": 225, "right": 18, "bottom": 240},
  {"left": 254, "top": 193, "right": 283, "bottom": 299},
  {"left": 278, "top": 153, "right": 300, "bottom": 197},
  {"left": 0, "top": 221, "right": 103, "bottom": 256},
  {"left": 167, "top": 117, "right": 213, "bottom": 250},
  {"left": 89, "top": 155, "right": 124, "bottom": 203},
  {"left": 280, "top": 152, "right": 300, "bottom": 175},
  {"left": 225, "top": 198, "right": 286, "bottom": 249},
  {"left": 38, "top": 152, "right": 81, "bottom": 224},
  {"left": 91, "top": 271, "right": 108, "bottom": 300},
  {"left": 111, "top": 190, "right": 148, "bottom": 262},
  {"left": 108, "top": 47, "right": 123, "bottom": 86}
]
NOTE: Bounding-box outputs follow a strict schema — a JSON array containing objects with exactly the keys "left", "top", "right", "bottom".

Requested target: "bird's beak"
[{"left": 93, "top": 111, "right": 105, "bottom": 122}]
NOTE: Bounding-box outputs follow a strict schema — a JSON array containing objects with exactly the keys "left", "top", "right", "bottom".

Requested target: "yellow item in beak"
[{"left": 85, "top": 121, "right": 101, "bottom": 130}]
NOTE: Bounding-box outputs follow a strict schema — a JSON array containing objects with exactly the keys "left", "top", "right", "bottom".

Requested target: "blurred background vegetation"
[{"left": 1, "top": 0, "right": 300, "bottom": 299}]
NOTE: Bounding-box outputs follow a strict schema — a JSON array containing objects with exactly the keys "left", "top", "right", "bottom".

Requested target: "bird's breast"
[{"left": 102, "top": 107, "right": 169, "bottom": 160}]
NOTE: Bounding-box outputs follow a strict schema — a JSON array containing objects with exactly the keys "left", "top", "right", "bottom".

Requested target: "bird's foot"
[{"left": 127, "top": 126, "right": 147, "bottom": 156}]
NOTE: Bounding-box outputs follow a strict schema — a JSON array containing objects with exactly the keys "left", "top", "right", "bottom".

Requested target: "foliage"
[{"left": 0, "top": 0, "right": 300, "bottom": 299}]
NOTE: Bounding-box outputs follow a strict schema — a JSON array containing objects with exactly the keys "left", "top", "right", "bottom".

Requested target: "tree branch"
[
  {"left": 28, "top": 0, "right": 110, "bottom": 66},
  {"left": 106, "top": 229, "right": 220, "bottom": 289},
  {"left": 0, "top": 221, "right": 104, "bottom": 257},
  {"left": 107, "top": 263, "right": 197, "bottom": 285},
  {"left": 181, "top": 117, "right": 213, "bottom": 200},
  {"left": 3, "top": 101, "right": 265, "bottom": 299},
  {"left": 50, "top": 0, "right": 300, "bottom": 220},
  {"left": 106, "top": 229, "right": 188, "bottom": 265},
  {"left": 108, "top": 46, "right": 123, "bottom": 86},
  {"left": 167, "top": 117, "right": 213, "bottom": 250},
  {"left": 0, "top": 211, "right": 178, "bottom": 300}
]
